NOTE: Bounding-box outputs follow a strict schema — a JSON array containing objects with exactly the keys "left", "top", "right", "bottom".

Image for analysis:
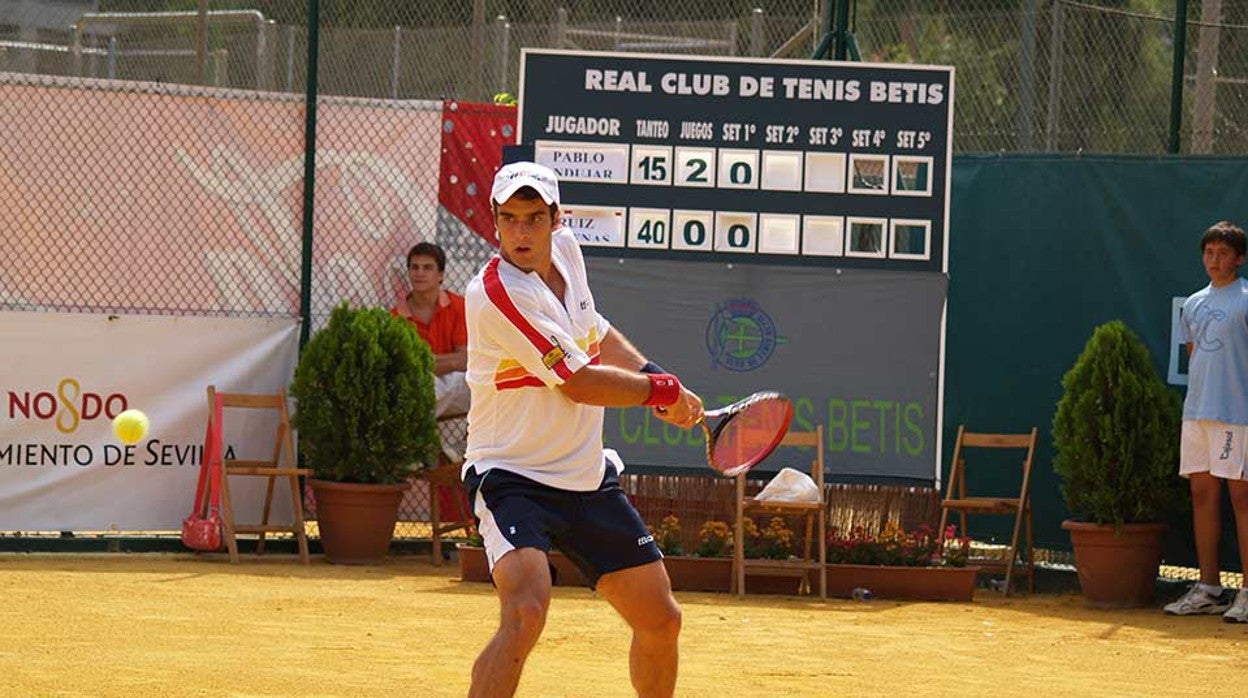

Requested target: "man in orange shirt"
[{"left": 391, "top": 242, "right": 471, "bottom": 419}]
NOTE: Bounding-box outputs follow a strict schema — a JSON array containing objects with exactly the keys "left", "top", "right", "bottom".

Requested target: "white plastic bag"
[{"left": 754, "top": 467, "right": 820, "bottom": 503}]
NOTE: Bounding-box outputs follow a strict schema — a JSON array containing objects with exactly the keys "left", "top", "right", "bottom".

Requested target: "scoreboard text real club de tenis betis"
[{"left": 515, "top": 49, "right": 954, "bottom": 273}]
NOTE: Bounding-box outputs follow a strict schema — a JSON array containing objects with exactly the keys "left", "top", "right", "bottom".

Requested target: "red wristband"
[{"left": 644, "top": 373, "right": 682, "bottom": 407}]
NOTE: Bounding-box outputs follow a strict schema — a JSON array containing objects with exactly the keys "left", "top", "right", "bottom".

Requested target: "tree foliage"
[
  {"left": 1051, "top": 320, "right": 1185, "bottom": 528},
  {"left": 290, "top": 302, "right": 439, "bottom": 484}
]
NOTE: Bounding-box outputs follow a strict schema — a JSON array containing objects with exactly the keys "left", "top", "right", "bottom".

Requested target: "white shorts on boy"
[{"left": 1180, "top": 419, "right": 1248, "bottom": 480}]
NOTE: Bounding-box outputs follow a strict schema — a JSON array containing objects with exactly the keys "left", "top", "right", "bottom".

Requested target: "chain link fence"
[{"left": 4, "top": 1, "right": 1245, "bottom": 153}]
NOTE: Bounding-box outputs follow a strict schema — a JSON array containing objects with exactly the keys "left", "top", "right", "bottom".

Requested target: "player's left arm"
[{"left": 598, "top": 327, "right": 648, "bottom": 371}]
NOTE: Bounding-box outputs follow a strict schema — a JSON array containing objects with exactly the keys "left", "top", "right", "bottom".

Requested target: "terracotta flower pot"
[
  {"left": 310, "top": 479, "right": 409, "bottom": 565},
  {"left": 1062, "top": 519, "right": 1165, "bottom": 608}
]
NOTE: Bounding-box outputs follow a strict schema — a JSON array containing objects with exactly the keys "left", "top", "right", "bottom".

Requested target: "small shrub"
[
  {"left": 1051, "top": 320, "right": 1185, "bottom": 527},
  {"left": 290, "top": 302, "right": 440, "bottom": 484}
]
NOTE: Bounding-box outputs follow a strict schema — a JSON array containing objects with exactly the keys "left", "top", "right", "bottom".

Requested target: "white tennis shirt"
[{"left": 461, "top": 227, "right": 618, "bottom": 491}]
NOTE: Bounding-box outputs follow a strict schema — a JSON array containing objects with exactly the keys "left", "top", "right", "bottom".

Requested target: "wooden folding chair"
[
  {"left": 938, "top": 426, "right": 1038, "bottom": 595},
  {"left": 414, "top": 411, "right": 472, "bottom": 566},
  {"left": 732, "top": 424, "right": 826, "bottom": 598},
  {"left": 207, "top": 385, "right": 310, "bottom": 564}
]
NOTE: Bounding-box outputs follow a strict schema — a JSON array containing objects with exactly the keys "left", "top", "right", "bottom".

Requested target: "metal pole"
[
  {"left": 471, "top": 0, "right": 484, "bottom": 101},
  {"left": 750, "top": 8, "right": 764, "bottom": 57},
  {"left": 213, "top": 49, "right": 227, "bottom": 86},
  {"left": 1191, "top": 0, "right": 1222, "bottom": 153},
  {"left": 496, "top": 15, "right": 511, "bottom": 96},
  {"left": 195, "top": 0, "right": 208, "bottom": 85},
  {"left": 812, "top": 0, "right": 835, "bottom": 60},
  {"left": 1045, "top": 0, "right": 1064, "bottom": 151},
  {"left": 107, "top": 36, "right": 117, "bottom": 79},
  {"left": 1168, "top": 0, "right": 1189, "bottom": 154},
  {"left": 1018, "top": 0, "right": 1037, "bottom": 151},
  {"left": 299, "top": 0, "right": 321, "bottom": 350},
  {"left": 391, "top": 25, "right": 401, "bottom": 99},
  {"left": 257, "top": 17, "right": 270, "bottom": 90},
  {"left": 551, "top": 7, "right": 567, "bottom": 49},
  {"left": 833, "top": 0, "right": 850, "bottom": 60},
  {"left": 285, "top": 24, "right": 295, "bottom": 92},
  {"left": 70, "top": 26, "right": 82, "bottom": 76}
]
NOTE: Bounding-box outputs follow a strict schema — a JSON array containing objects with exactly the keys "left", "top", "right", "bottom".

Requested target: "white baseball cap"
[{"left": 491, "top": 161, "right": 561, "bottom": 206}]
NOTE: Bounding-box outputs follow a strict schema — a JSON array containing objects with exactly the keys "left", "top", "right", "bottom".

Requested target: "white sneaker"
[
  {"left": 1223, "top": 588, "right": 1248, "bottom": 623},
  {"left": 1163, "top": 584, "right": 1233, "bottom": 615}
]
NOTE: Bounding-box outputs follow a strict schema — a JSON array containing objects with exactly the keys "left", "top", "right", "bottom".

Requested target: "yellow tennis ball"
[{"left": 112, "top": 409, "right": 150, "bottom": 445}]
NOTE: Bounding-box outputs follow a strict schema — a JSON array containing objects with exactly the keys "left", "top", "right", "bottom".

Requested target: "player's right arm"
[{"left": 557, "top": 365, "right": 702, "bottom": 428}]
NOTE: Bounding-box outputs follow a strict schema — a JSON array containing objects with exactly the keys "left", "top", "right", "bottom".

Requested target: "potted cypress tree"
[
  {"left": 1052, "top": 320, "right": 1186, "bottom": 607},
  {"left": 290, "top": 302, "right": 440, "bottom": 564}
]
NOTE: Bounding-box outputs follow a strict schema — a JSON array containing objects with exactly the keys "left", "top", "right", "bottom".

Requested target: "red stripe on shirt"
[
  {"left": 482, "top": 257, "right": 574, "bottom": 380},
  {"left": 496, "top": 376, "right": 546, "bottom": 391}
]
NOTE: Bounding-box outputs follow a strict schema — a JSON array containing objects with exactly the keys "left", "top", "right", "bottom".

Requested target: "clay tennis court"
[{"left": 1, "top": 554, "right": 1244, "bottom": 696}]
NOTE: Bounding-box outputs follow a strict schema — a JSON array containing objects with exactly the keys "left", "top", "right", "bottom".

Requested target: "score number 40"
[{"left": 628, "top": 210, "right": 755, "bottom": 252}]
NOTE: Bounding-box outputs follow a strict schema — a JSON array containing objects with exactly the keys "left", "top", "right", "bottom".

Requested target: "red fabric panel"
[{"left": 438, "top": 99, "right": 518, "bottom": 244}]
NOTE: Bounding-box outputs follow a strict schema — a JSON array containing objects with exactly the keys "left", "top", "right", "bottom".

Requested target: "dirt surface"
[{"left": 1, "top": 554, "right": 1246, "bottom": 697}]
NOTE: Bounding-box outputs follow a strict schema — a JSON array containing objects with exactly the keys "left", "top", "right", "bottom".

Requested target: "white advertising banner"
[{"left": 0, "top": 311, "right": 299, "bottom": 530}]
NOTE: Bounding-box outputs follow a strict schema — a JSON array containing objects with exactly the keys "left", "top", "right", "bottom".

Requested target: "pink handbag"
[{"left": 181, "top": 511, "right": 222, "bottom": 552}]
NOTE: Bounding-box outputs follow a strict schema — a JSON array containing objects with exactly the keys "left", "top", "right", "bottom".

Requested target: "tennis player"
[{"left": 461, "top": 161, "right": 703, "bottom": 698}]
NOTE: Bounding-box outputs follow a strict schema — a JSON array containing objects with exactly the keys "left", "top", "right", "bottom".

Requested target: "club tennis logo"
[{"left": 705, "top": 298, "right": 787, "bottom": 372}]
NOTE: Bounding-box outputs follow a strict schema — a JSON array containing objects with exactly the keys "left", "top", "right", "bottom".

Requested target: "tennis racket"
[{"left": 699, "top": 391, "right": 793, "bottom": 478}]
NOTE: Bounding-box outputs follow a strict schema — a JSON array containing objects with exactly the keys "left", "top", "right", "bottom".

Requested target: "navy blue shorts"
[{"left": 463, "top": 465, "right": 661, "bottom": 588}]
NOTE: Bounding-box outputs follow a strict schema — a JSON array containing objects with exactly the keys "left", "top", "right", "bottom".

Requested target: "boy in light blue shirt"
[{"left": 1166, "top": 220, "right": 1248, "bottom": 622}]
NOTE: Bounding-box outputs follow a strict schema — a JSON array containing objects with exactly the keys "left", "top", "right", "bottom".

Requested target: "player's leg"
[
  {"left": 469, "top": 547, "right": 553, "bottom": 698},
  {"left": 1191, "top": 471, "right": 1224, "bottom": 585},
  {"left": 1224, "top": 478, "right": 1248, "bottom": 622},
  {"left": 596, "top": 560, "right": 682, "bottom": 698},
  {"left": 463, "top": 467, "right": 561, "bottom": 697},
  {"left": 1229, "top": 478, "right": 1248, "bottom": 571},
  {"left": 1166, "top": 421, "right": 1230, "bottom": 614},
  {"left": 1183, "top": 421, "right": 1225, "bottom": 585},
  {"left": 554, "top": 464, "right": 679, "bottom": 695}
]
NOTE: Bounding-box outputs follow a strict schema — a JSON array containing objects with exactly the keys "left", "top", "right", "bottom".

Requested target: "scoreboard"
[{"left": 517, "top": 49, "right": 954, "bottom": 272}]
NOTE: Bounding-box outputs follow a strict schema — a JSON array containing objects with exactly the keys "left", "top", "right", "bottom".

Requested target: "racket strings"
[{"left": 707, "top": 395, "right": 793, "bottom": 477}]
